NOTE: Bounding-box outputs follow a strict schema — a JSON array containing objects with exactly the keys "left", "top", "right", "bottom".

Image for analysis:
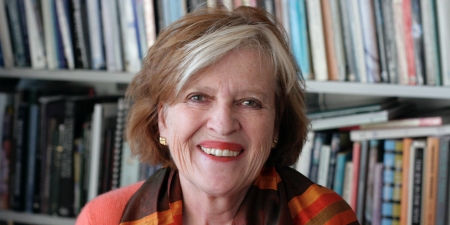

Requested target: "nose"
[{"left": 206, "top": 101, "right": 240, "bottom": 136}]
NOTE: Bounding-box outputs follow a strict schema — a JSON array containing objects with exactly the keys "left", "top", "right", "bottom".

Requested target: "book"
[
  {"left": 41, "top": 0, "right": 58, "bottom": 70},
  {"left": 55, "top": 0, "right": 75, "bottom": 69},
  {"left": 409, "top": 139, "right": 425, "bottom": 225},
  {"left": 25, "top": 103, "right": 39, "bottom": 213},
  {"left": 307, "top": 98, "right": 398, "bottom": 120},
  {"left": 393, "top": 0, "right": 409, "bottom": 85},
  {"left": 311, "top": 103, "right": 411, "bottom": 131},
  {"left": 364, "top": 140, "right": 382, "bottom": 224},
  {"left": 309, "top": 132, "right": 330, "bottom": 183},
  {"left": 295, "top": 131, "right": 314, "bottom": 177},
  {"left": 342, "top": 161, "right": 353, "bottom": 205},
  {"left": 356, "top": 140, "right": 369, "bottom": 223},
  {"left": 289, "top": 0, "right": 310, "bottom": 80},
  {"left": 421, "top": 0, "right": 441, "bottom": 86},
  {"left": 0, "top": 95, "right": 13, "bottom": 210},
  {"left": 143, "top": 0, "right": 157, "bottom": 47},
  {"left": 338, "top": 0, "right": 357, "bottom": 81},
  {"left": 317, "top": 145, "right": 331, "bottom": 187},
  {"left": 357, "top": 116, "right": 449, "bottom": 130},
  {"left": 5, "top": 0, "right": 29, "bottom": 67},
  {"left": 350, "top": 124, "right": 450, "bottom": 141},
  {"left": 358, "top": 0, "right": 380, "bottom": 83},
  {"left": 380, "top": 139, "right": 398, "bottom": 224},
  {"left": 391, "top": 140, "right": 403, "bottom": 224},
  {"left": 348, "top": 0, "right": 367, "bottom": 83},
  {"left": 101, "top": 0, "right": 124, "bottom": 72},
  {"left": 120, "top": 141, "right": 140, "bottom": 187},
  {"left": 48, "top": 123, "right": 64, "bottom": 216},
  {"left": 435, "top": 136, "right": 450, "bottom": 225},
  {"left": 86, "top": 0, "right": 105, "bottom": 70},
  {"left": 350, "top": 141, "right": 361, "bottom": 211},
  {"left": 305, "top": 0, "right": 328, "bottom": 81},
  {"left": 71, "top": 0, "right": 91, "bottom": 69},
  {"left": 373, "top": 0, "right": 388, "bottom": 82},
  {"left": 410, "top": 0, "right": 425, "bottom": 85},
  {"left": 402, "top": 0, "right": 418, "bottom": 85},
  {"left": 421, "top": 136, "right": 439, "bottom": 224},
  {"left": 372, "top": 163, "right": 384, "bottom": 225},
  {"left": 0, "top": 0, "right": 14, "bottom": 68},
  {"left": 400, "top": 138, "right": 412, "bottom": 225},
  {"left": 111, "top": 98, "right": 128, "bottom": 190},
  {"left": 333, "top": 151, "right": 351, "bottom": 197},
  {"left": 119, "top": 0, "right": 142, "bottom": 72},
  {"left": 134, "top": 0, "right": 149, "bottom": 60},
  {"left": 436, "top": 0, "right": 450, "bottom": 86},
  {"left": 24, "top": 0, "right": 47, "bottom": 69},
  {"left": 320, "top": 0, "right": 339, "bottom": 81},
  {"left": 381, "top": 0, "right": 399, "bottom": 83},
  {"left": 327, "top": 132, "right": 350, "bottom": 189}
]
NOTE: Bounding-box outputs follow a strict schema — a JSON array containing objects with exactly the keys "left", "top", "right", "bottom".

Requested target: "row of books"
[
  {"left": 297, "top": 98, "right": 450, "bottom": 224},
  {"left": 1, "top": 0, "right": 449, "bottom": 86},
  {"left": 0, "top": 89, "right": 161, "bottom": 218},
  {"left": 296, "top": 132, "right": 450, "bottom": 225}
]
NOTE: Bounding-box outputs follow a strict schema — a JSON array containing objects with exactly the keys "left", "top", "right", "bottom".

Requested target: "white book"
[
  {"left": 342, "top": 161, "right": 354, "bottom": 204},
  {"left": 24, "top": 0, "right": 47, "bottom": 69},
  {"left": 87, "top": 0, "right": 105, "bottom": 70},
  {"left": 41, "top": 0, "right": 58, "bottom": 70},
  {"left": 393, "top": 0, "right": 409, "bottom": 85},
  {"left": 0, "top": 0, "right": 14, "bottom": 68},
  {"left": 358, "top": 0, "right": 380, "bottom": 83},
  {"left": 329, "top": 0, "right": 346, "bottom": 81},
  {"left": 281, "top": 0, "right": 290, "bottom": 40},
  {"left": 101, "top": 0, "right": 123, "bottom": 71},
  {"left": 135, "top": 0, "right": 148, "bottom": 59},
  {"left": 350, "top": 124, "right": 450, "bottom": 142},
  {"left": 143, "top": 0, "right": 156, "bottom": 47},
  {"left": 295, "top": 131, "right": 314, "bottom": 176},
  {"left": 348, "top": 0, "right": 367, "bottom": 83},
  {"left": 55, "top": 0, "right": 75, "bottom": 69},
  {"left": 306, "top": 0, "right": 328, "bottom": 81},
  {"left": 120, "top": 141, "right": 140, "bottom": 187},
  {"left": 118, "top": 0, "right": 142, "bottom": 73},
  {"left": 311, "top": 104, "right": 410, "bottom": 131},
  {"left": 87, "top": 104, "right": 103, "bottom": 201},
  {"left": 317, "top": 145, "right": 331, "bottom": 187},
  {"left": 436, "top": 0, "right": 450, "bottom": 86}
]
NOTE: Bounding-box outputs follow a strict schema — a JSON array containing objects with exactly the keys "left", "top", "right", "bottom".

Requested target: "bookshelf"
[{"left": 0, "top": 210, "right": 75, "bottom": 225}]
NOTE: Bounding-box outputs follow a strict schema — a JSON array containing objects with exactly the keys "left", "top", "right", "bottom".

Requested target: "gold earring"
[
  {"left": 272, "top": 140, "right": 278, "bottom": 148},
  {"left": 159, "top": 137, "right": 167, "bottom": 146}
]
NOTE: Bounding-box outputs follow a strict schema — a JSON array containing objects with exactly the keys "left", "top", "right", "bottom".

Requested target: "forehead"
[{"left": 182, "top": 48, "right": 276, "bottom": 93}]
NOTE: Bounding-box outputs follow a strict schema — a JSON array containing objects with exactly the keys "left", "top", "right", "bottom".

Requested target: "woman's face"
[{"left": 158, "top": 48, "right": 277, "bottom": 197}]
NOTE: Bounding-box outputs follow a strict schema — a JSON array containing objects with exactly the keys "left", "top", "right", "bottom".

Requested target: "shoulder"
[
  {"left": 277, "top": 167, "right": 360, "bottom": 225},
  {"left": 75, "top": 181, "right": 145, "bottom": 225}
]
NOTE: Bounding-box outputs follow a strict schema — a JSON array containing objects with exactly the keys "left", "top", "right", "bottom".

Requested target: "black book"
[{"left": 70, "top": 0, "right": 90, "bottom": 69}]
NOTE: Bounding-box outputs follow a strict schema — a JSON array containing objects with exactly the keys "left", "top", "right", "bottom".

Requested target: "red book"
[
  {"left": 350, "top": 142, "right": 361, "bottom": 211},
  {"left": 403, "top": 0, "right": 417, "bottom": 85}
]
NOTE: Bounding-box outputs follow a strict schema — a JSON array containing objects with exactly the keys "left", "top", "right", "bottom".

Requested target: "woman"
[{"left": 76, "top": 6, "right": 359, "bottom": 225}]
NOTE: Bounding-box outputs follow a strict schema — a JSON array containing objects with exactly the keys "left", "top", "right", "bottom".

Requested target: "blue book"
[
  {"left": 25, "top": 104, "right": 39, "bottom": 213},
  {"left": 5, "top": 0, "right": 28, "bottom": 66},
  {"left": 333, "top": 151, "right": 351, "bottom": 196},
  {"left": 381, "top": 140, "right": 396, "bottom": 224},
  {"left": 289, "top": 0, "right": 310, "bottom": 79},
  {"left": 17, "top": 0, "right": 31, "bottom": 66},
  {"left": 53, "top": 0, "right": 66, "bottom": 68}
]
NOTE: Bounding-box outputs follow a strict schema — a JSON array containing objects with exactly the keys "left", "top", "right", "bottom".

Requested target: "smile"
[{"left": 199, "top": 146, "right": 243, "bottom": 157}]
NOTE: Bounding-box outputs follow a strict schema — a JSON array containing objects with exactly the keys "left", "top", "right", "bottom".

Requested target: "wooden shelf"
[
  {"left": 0, "top": 210, "right": 75, "bottom": 225},
  {"left": 2, "top": 69, "right": 450, "bottom": 99}
]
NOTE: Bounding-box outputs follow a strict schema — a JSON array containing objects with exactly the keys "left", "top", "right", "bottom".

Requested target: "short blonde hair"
[{"left": 126, "top": 6, "right": 309, "bottom": 168}]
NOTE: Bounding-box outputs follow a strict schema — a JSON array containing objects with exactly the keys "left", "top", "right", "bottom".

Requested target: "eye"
[
  {"left": 190, "top": 95, "right": 204, "bottom": 101},
  {"left": 241, "top": 100, "right": 261, "bottom": 108}
]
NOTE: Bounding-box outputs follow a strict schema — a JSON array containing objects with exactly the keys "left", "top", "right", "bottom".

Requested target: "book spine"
[
  {"left": 58, "top": 100, "right": 75, "bottom": 217},
  {"left": 119, "top": 0, "right": 142, "bottom": 73},
  {"left": 120, "top": 142, "right": 140, "bottom": 187},
  {"left": 381, "top": 140, "right": 396, "bottom": 224},
  {"left": 393, "top": 0, "right": 409, "bottom": 85},
  {"left": 0, "top": 0, "right": 14, "bottom": 68},
  {"left": 342, "top": 161, "right": 353, "bottom": 204},
  {"left": 411, "top": 141, "right": 424, "bottom": 225},
  {"left": 317, "top": 145, "right": 331, "bottom": 187},
  {"left": 391, "top": 140, "right": 403, "bottom": 224},
  {"left": 24, "top": 0, "right": 47, "bottom": 69},
  {"left": 309, "top": 132, "right": 324, "bottom": 183},
  {"left": 306, "top": 0, "right": 328, "bottom": 81},
  {"left": 321, "top": 0, "right": 339, "bottom": 81},
  {"left": 436, "top": 0, "right": 450, "bottom": 86},
  {"left": 373, "top": 0, "right": 389, "bottom": 82},
  {"left": 111, "top": 99, "right": 126, "bottom": 190},
  {"left": 364, "top": 140, "right": 379, "bottom": 224},
  {"left": 17, "top": 0, "right": 31, "bottom": 66},
  {"left": 55, "top": 0, "right": 75, "bottom": 69},
  {"left": 87, "top": 104, "right": 103, "bottom": 201},
  {"left": 133, "top": 0, "right": 147, "bottom": 60},
  {"left": 41, "top": 0, "right": 58, "bottom": 70},
  {"left": 0, "top": 104, "right": 13, "bottom": 209},
  {"left": 143, "top": 0, "right": 157, "bottom": 47},
  {"left": 400, "top": 138, "right": 412, "bottom": 225},
  {"left": 435, "top": 137, "right": 450, "bottom": 225},
  {"left": 339, "top": 0, "right": 357, "bottom": 81},
  {"left": 289, "top": 0, "right": 310, "bottom": 80},
  {"left": 295, "top": 131, "right": 314, "bottom": 177},
  {"left": 49, "top": 124, "right": 63, "bottom": 215},
  {"left": 5, "top": 0, "right": 28, "bottom": 67},
  {"left": 402, "top": 0, "right": 417, "bottom": 85},
  {"left": 111, "top": 0, "right": 123, "bottom": 71},
  {"left": 101, "top": 0, "right": 118, "bottom": 71},
  {"left": 86, "top": 0, "right": 105, "bottom": 70},
  {"left": 53, "top": 1, "right": 66, "bottom": 69},
  {"left": 333, "top": 152, "right": 348, "bottom": 196},
  {"left": 348, "top": 0, "right": 367, "bottom": 83},
  {"left": 421, "top": 0, "right": 441, "bottom": 86},
  {"left": 25, "top": 104, "right": 39, "bottom": 213},
  {"left": 327, "top": 133, "right": 340, "bottom": 189},
  {"left": 422, "top": 137, "right": 439, "bottom": 224},
  {"left": 356, "top": 141, "right": 369, "bottom": 223},
  {"left": 410, "top": 0, "right": 425, "bottom": 85},
  {"left": 358, "top": 0, "right": 381, "bottom": 83},
  {"left": 382, "top": 0, "right": 399, "bottom": 83},
  {"left": 70, "top": 0, "right": 90, "bottom": 69},
  {"left": 350, "top": 141, "right": 361, "bottom": 211},
  {"left": 372, "top": 163, "right": 384, "bottom": 225},
  {"left": 329, "top": 0, "right": 346, "bottom": 81}
]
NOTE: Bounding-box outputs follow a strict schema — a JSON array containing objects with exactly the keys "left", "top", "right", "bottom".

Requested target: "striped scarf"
[{"left": 119, "top": 166, "right": 359, "bottom": 225}]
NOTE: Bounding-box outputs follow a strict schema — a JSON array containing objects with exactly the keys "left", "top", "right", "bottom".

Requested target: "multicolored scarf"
[{"left": 119, "top": 166, "right": 359, "bottom": 225}]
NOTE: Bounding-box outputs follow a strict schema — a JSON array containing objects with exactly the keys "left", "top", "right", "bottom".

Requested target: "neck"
[{"left": 179, "top": 175, "right": 251, "bottom": 225}]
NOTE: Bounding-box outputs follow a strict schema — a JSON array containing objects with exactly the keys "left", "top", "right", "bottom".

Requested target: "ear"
[{"left": 158, "top": 103, "right": 168, "bottom": 138}]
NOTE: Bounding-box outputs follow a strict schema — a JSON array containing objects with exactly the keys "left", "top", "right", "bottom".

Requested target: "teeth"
[{"left": 200, "top": 146, "right": 241, "bottom": 157}]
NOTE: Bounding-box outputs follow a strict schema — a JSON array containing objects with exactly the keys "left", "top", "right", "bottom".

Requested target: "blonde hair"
[{"left": 126, "top": 6, "right": 309, "bottom": 168}]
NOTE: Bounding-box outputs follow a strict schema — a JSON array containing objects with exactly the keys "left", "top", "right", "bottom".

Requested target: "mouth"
[{"left": 199, "top": 145, "right": 243, "bottom": 157}]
